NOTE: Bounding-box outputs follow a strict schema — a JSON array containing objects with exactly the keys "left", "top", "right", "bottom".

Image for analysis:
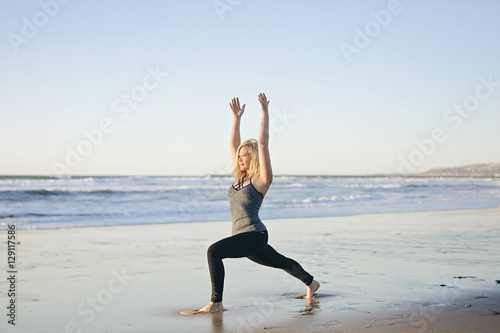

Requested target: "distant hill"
[{"left": 422, "top": 163, "right": 500, "bottom": 177}]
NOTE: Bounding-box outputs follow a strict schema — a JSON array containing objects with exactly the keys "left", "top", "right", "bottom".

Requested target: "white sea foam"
[{"left": 1, "top": 176, "right": 499, "bottom": 229}]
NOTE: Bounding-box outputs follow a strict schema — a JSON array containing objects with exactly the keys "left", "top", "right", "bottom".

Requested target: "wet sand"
[{"left": 3, "top": 208, "right": 499, "bottom": 332}]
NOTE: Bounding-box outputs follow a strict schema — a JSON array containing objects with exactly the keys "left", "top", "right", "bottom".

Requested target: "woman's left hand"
[{"left": 258, "top": 93, "right": 269, "bottom": 113}]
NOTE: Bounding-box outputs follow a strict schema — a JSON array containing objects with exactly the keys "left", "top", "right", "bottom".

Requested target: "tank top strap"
[
  {"left": 233, "top": 175, "right": 252, "bottom": 190},
  {"left": 236, "top": 177, "right": 245, "bottom": 188}
]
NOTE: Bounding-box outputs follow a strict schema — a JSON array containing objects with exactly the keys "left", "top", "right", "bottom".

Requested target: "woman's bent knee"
[{"left": 207, "top": 242, "right": 220, "bottom": 259}]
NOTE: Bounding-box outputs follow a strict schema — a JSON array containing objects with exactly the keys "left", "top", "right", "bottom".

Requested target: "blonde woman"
[{"left": 198, "top": 93, "right": 320, "bottom": 313}]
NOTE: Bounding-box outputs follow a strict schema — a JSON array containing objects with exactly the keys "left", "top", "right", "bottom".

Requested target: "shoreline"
[
  {"left": 3, "top": 208, "right": 499, "bottom": 332},
  {"left": 4, "top": 206, "right": 500, "bottom": 231}
]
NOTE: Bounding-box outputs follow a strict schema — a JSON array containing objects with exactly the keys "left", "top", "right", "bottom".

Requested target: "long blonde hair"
[{"left": 232, "top": 139, "right": 260, "bottom": 180}]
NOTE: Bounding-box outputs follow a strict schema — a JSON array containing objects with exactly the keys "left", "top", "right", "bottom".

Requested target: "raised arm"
[
  {"left": 257, "top": 93, "right": 273, "bottom": 185},
  {"left": 229, "top": 97, "right": 245, "bottom": 163}
]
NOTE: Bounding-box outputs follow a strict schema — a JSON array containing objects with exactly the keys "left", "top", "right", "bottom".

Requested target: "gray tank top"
[{"left": 228, "top": 176, "right": 267, "bottom": 235}]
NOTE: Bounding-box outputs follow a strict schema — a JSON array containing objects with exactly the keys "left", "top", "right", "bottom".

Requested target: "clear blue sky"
[{"left": 1, "top": 0, "right": 499, "bottom": 176}]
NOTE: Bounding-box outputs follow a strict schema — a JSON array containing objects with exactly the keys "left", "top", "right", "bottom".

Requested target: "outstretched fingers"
[
  {"left": 258, "top": 93, "right": 270, "bottom": 111},
  {"left": 258, "top": 93, "right": 269, "bottom": 103},
  {"left": 230, "top": 97, "right": 237, "bottom": 110},
  {"left": 230, "top": 97, "right": 245, "bottom": 117}
]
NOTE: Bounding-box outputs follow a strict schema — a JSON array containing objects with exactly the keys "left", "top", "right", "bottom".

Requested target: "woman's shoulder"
[
  {"left": 252, "top": 172, "right": 272, "bottom": 184},
  {"left": 250, "top": 173, "right": 271, "bottom": 197}
]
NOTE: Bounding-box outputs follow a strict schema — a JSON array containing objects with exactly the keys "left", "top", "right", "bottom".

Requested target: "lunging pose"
[{"left": 198, "top": 93, "right": 320, "bottom": 313}]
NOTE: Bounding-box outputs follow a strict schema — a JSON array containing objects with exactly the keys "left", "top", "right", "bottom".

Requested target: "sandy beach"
[{"left": 2, "top": 208, "right": 499, "bottom": 332}]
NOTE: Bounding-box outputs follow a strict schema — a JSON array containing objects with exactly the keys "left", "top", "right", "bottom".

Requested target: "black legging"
[{"left": 207, "top": 230, "right": 314, "bottom": 302}]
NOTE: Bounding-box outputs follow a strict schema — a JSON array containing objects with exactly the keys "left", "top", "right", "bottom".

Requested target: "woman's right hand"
[{"left": 230, "top": 97, "right": 245, "bottom": 118}]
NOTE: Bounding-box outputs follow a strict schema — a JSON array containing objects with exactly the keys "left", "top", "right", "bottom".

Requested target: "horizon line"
[{"left": 0, "top": 173, "right": 499, "bottom": 178}]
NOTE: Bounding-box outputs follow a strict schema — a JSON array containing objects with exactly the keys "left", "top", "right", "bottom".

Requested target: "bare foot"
[
  {"left": 306, "top": 279, "right": 320, "bottom": 299},
  {"left": 198, "top": 302, "right": 225, "bottom": 313}
]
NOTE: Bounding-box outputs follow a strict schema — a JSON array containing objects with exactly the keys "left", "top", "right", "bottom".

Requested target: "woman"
[{"left": 199, "top": 93, "right": 320, "bottom": 313}]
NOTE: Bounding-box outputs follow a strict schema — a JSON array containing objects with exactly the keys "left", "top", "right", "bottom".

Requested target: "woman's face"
[{"left": 238, "top": 147, "right": 251, "bottom": 172}]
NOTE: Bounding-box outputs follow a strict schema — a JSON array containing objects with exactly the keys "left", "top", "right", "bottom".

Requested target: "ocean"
[{"left": 1, "top": 175, "right": 499, "bottom": 229}]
